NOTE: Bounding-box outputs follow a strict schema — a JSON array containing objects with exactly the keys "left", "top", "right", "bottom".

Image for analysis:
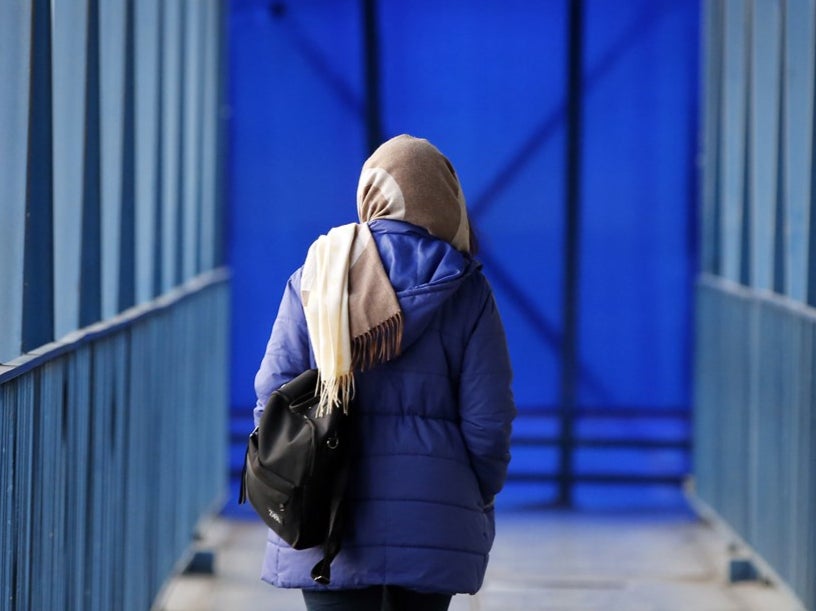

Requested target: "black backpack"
[{"left": 238, "top": 369, "right": 351, "bottom": 584}]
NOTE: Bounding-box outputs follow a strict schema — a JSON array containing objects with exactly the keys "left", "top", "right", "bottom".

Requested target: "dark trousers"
[{"left": 302, "top": 586, "right": 452, "bottom": 611}]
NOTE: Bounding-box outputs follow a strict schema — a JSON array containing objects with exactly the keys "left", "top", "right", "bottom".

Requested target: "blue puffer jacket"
[{"left": 253, "top": 219, "right": 516, "bottom": 594}]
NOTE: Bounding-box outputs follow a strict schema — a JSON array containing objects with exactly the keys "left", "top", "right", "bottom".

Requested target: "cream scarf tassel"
[{"left": 301, "top": 223, "right": 402, "bottom": 416}]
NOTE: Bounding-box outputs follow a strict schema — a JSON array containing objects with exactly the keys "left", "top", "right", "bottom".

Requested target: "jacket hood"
[{"left": 368, "top": 219, "right": 480, "bottom": 352}]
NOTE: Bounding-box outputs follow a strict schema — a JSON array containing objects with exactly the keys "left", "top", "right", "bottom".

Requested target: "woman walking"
[{"left": 253, "top": 134, "right": 516, "bottom": 610}]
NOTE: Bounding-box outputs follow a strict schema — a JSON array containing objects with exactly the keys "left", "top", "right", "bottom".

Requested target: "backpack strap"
[
  {"left": 237, "top": 437, "right": 252, "bottom": 505},
  {"left": 310, "top": 450, "right": 351, "bottom": 585}
]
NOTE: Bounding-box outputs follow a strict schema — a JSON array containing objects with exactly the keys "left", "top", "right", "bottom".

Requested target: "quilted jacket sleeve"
[
  {"left": 253, "top": 268, "right": 313, "bottom": 426},
  {"left": 458, "top": 278, "right": 516, "bottom": 506}
]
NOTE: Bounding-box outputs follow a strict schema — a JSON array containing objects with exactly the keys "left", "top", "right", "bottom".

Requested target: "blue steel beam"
[
  {"left": 153, "top": 1, "right": 165, "bottom": 297},
  {"left": 22, "top": 0, "right": 55, "bottom": 352},
  {"left": 175, "top": 1, "right": 187, "bottom": 286},
  {"left": 774, "top": 0, "right": 787, "bottom": 296},
  {"left": 807, "top": 1, "right": 816, "bottom": 305},
  {"left": 559, "top": 0, "right": 585, "bottom": 507},
  {"left": 195, "top": 3, "right": 208, "bottom": 275},
  {"left": 706, "top": 1, "right": 725, "bottom": 276},
  {"left": 739, "top": 2, "right": 753, "bottom": 287},
  {"left": 80, "top": 0, "right": 102, "bottom": 328},
  {"left": 214, "top": 0, "right": 229, "bottom": 268},
  {"left": 119, "top": 0, "right": 136, "bottom": 311},
  {"left": 362, "top": 0, "right": 382, "bottom": 154}
]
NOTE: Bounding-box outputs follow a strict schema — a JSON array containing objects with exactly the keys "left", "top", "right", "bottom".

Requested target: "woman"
[{"left": 254, "top": 134, "right": 516, "bottom": 610}]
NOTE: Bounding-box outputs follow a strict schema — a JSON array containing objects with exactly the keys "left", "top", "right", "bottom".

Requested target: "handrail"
[
  {"left": 0, "top": 270, "right": 230, "bottom": 611},
  {"left": 0, "top": 267, "right": 230, "bottom": 385}
]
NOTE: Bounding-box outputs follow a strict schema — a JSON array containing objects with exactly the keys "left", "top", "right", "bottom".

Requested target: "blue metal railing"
[
  {"left": 694, "top": 274, "right": 814, "bottom": 609},
  {"left": 0, "top": 270, "right": 229, "bottom": 611}
]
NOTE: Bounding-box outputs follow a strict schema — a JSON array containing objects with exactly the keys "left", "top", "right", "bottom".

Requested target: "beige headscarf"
[
  {"left": 357, "top": 134, "right": 471, "bottom": 252},
  {"left": 301, "top": 134, "right": 470, "bottom": 415}
]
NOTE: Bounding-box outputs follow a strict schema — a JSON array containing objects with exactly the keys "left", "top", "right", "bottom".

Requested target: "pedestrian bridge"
[{"left": 1, "top": 1, "right": 814, "bottom": 610}]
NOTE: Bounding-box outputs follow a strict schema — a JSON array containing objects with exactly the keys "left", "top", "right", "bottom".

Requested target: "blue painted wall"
[{"left": 227, "top": 0, "right": 699, "bottom": 510}]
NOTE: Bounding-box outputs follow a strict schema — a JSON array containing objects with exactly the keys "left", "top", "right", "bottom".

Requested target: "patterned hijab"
[{"left": 301, "top": 134, "right": 471, "bottom": 415}]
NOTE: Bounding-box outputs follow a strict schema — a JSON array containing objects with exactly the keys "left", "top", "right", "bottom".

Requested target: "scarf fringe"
[
  {"left": 351, "top": 311, "right": 404, "bottom": 372},
  {"left": 316, "top": 312, "right": 403, "bottom": 417},
  {"left": 316, "top": 371, "right": 356, "bottom": 417}
]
